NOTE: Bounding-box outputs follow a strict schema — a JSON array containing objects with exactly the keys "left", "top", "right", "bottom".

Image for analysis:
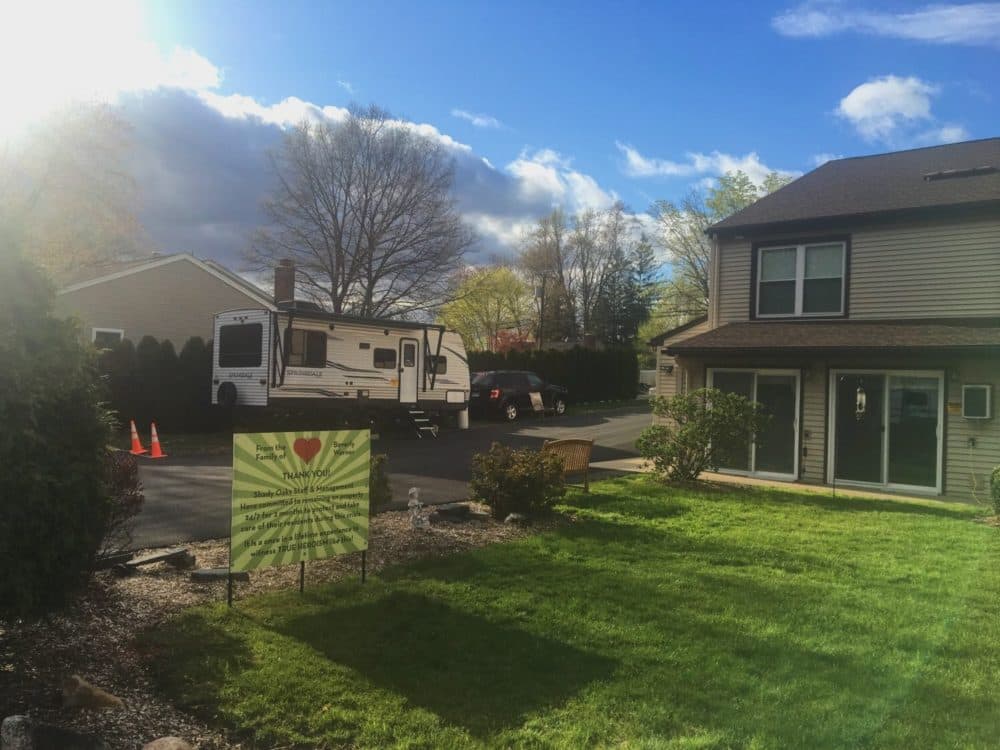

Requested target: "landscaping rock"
[
  {"left": 142, "top": 738, "right": 193, "bottom": 750},
  {"left": 2, "top": 715, "right": 33, "bottom": 750},
  {"left": 190, "top": 568, "right": 249, "bottom": 583},
  {"left": 429, "top": 503, "right": 474, "bottom": 524},
  {"left": 125, "top": 548, "right": 190, "bottom": 569},
  {"left": 504, "top": 513, "right": 530, "bottom": 525},
  {"left": 92, "top": 552, "right": 133, "bottom": 570},
  {"left": 164, "top": 551, "right": 196, "bottom": 570},
  {"left": 1, "top": 717, "right": 107, "bottom": 750}
]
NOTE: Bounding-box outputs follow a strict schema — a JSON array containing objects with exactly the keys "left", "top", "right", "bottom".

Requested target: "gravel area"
[{"left": 0, "top": 506, "right": 557, "bottom": 749}]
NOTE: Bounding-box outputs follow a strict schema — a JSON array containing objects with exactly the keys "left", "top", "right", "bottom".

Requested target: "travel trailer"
[{"left": 211, "top": 303, "right": 471, "bottom": 435}]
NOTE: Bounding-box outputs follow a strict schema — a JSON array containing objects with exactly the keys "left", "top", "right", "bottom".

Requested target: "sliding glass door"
[
  {"left": 829, "top": 370, "right": 943, "bottom": 493},
  {"left": 709, "top": 369, "right": 799, "bottom": 479}
]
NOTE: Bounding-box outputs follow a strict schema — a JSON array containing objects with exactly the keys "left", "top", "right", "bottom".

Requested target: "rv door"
[
  {"left": 399, "top": 338, "right": 419, "bottom": 404},
  {"left": 212, "top": 310, "right": 271, "bottom": 407}
]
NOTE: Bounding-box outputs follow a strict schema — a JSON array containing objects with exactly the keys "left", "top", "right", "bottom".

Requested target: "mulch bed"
[{"left": 0, "top": 506, "right": 557, "bottom": 749}]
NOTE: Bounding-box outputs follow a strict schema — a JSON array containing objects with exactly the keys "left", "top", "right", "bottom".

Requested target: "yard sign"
[{"left": 230, "top": 430, "right": 370, "bottom": 573}]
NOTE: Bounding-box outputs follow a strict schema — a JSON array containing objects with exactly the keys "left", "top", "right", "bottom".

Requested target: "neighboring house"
[
  {"left": 653, "top": 138, "right": 1000, "bottom": 502},
  {"left": 55, "top": 253, "right": 274, "bottom": 348},
  {"left": 648, "top": 315, "right": 710, "bottom": 402}
]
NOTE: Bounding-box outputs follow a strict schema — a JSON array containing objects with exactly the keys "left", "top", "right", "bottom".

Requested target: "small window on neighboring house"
[
  {"left": 92, "top": 328, "right": 124, "bottom": 349},
  {"left": 427, "top": 355, "right": 447, "bottom": 374},
  {"left": 757, "top": 241, "right": 845, "bottom": 317},
  {"left": 374, "top": 348, "right": 396, "bottom": 369},
  {"left": 288, "top": 329, "right": 327, "bottom": 368}
]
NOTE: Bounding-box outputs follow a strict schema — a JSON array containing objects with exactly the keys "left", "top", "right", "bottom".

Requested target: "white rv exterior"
[{"left": 211, "top": 307, "right": 470, "bottom": 422}]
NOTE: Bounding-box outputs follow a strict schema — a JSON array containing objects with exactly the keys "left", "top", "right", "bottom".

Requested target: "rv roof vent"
[{"left": 923, "top": 165, "right": 998, "bottom": 181}]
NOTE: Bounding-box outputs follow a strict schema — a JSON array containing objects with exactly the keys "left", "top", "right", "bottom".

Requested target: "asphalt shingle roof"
[
  {"left": 667, "top": 319, "right": 1000, "bottom": 353},
  {"left": 711, "top": 138, "right": 1000, "bottom": 234}
]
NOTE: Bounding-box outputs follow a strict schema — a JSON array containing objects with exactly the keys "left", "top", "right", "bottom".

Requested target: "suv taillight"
[{"left": 489, "top": 388, "right": 502, "bottom": 400}]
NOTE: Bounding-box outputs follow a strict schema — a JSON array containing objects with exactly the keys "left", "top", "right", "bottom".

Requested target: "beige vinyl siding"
[
  {"left": 716, "top": 237, "right": 751, "bottom": 324},
  {"left": 850, "top": 218, "right": 1000, "bottom": 318},
  {"left": 944, "top": 359, "right": 1000, "bottom": 502},
  {"left": 56, "top": 258, "right": 266, "bottom": 345},
  {"left": 799, "top": 361, "right": 827, "bottom": 483},
  {"left": 712, "top": 216, "right": 1000, "bottom": 324},
  {"left": 653, "top": 321, "right": 713, "bottom": 425}
]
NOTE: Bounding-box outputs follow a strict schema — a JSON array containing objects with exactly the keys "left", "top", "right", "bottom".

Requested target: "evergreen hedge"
[
  {"left": 0, "top": 253, "right": 113, "bottom": 618},
  {"left": 468, "top": 347, "right": 639, "bottom": 402}
]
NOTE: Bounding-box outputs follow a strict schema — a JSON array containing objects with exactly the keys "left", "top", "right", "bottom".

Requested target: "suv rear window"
[{"left": 472, "top": 372, "right": 495, "bottom": 386}]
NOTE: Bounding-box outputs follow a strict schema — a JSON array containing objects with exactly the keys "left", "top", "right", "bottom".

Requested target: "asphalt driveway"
[{"left": 133, "top": 403, "right": 650, "bottom": 548}]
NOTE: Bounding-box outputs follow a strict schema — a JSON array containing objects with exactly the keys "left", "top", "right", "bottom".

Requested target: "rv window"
[
  {"left": 374, "top": 348, "right": 396, "bottom": 369},
  {"left": 403, "top": 343, "right": 416, "bottom": 367},
  {"left": 219, "top": 323, "right": 263, "bottom": 368},
  {"left": 288, "top": 329, "right": 327, "bottom": 368},
  {"left": 427, "top": 355, "right": 447, "bottom": 374}
]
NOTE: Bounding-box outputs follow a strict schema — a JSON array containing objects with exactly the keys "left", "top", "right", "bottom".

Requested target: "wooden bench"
[{"left": 543, "top": 438, "right": 595, "bottom": 492}]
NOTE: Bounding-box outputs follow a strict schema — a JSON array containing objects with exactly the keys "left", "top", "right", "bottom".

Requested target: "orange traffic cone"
[
  {"left": 148, "top": 422, "right": 167, "bottom": 459},
  {"left": 128, "top": 420, "right": 147, "bottom": 455}
]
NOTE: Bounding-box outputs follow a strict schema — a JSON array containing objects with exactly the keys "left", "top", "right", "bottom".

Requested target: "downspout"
[{"left": 709, "top": 232, "right": 721, "bottom": 330}]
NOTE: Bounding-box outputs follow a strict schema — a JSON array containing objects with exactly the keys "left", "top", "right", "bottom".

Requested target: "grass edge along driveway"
[{"left": 142, "top": 477, "right": 1000, "bottom": 749}]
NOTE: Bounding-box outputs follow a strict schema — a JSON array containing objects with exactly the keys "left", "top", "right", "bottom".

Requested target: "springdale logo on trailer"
[{"left": 211, "top": 303, "right": 471, "bottom": 436}]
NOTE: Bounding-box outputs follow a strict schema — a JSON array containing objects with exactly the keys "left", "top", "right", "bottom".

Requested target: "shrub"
[
  {"left": 370, "top": 453, "right": 392, "bottom": 515},
  {"left": 991, "top": 466, "right": 1000, "bottom": 516},
  {"left": 100, "top": 450, "right": 145, "bottom": 555},
  {"left": 636, "top": 388, "right": 770, "bottom": 483},
  {"left": 470, "top": 442, "right": 566, "bottom": 519},
  {"left": 0, "top": 253, "right": 113, "bottom": 618}
]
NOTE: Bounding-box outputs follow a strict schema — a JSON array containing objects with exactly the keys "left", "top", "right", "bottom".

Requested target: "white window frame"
[
  {"left": 756, "top": 241, "right": 846, "bottom": 318},
  {"left": 91, "top": 327, "right": 125, "bottom": 346},
  {"left": 707, "top": 367, "right": 800, "bottom": 481}
]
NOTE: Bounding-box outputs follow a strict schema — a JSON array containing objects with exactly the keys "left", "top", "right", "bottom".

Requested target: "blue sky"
[{"left": 7, "top": 1, "right": 997, "bottom": 266}]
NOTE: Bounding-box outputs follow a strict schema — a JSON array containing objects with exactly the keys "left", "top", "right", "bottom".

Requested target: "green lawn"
[{"left": 142, "top": 478, "right": 1000, "bottom": 749}]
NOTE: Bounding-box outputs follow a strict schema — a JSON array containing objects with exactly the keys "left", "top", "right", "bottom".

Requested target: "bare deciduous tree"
[{"left": 249, "top": 105, "right": 474, "bottom": 318}]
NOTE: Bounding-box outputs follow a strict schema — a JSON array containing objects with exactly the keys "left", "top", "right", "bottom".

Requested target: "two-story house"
[{"left": 655, "top": 138, "right": 1000, "bottom": 502}]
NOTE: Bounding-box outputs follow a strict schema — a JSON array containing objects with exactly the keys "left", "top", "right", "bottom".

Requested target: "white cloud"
[
  {"left": 773, "top": 2, "right": 1000, "bottom": 46},
  {"left": 336, "top": 80, "right": 355, "bottom": 95},
  {"left": 915, "top": 124, "right": 971, "bottom": 144},
  {"left": 616, "top": 142, "right": 797, "bottom": 186},
  {"left": 810, "top": 152, "right": 843, "bottom": 166},
  {"left": 451, "top": 108, "right": 503, "bottom": 128},
  {"left": 835, "top": 75, "right": 970, "bottom": 146}
]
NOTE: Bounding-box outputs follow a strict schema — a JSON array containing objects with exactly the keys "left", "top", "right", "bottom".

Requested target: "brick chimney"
[{"left": 274, "top": 259, "right": 295, "bottom": 305}]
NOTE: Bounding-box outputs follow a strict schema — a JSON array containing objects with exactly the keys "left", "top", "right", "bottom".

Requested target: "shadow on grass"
[
  {"left": 568, "top": 477, "right": 976, "bottom": 522},
  {"left": 279, "top": 591, "right": 616, "bottom": 736},
  {"left": 141, "top": 610, "right": 254, "bottom": 711}
]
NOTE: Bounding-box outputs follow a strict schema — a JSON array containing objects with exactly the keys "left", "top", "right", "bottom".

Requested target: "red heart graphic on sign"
[{"left": 293, "top": 437, "right": 322, "bottom": 463}]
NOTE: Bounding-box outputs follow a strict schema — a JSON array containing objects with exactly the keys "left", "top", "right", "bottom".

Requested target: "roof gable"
[
  {"left": 58, "top": 253, "right": 275, "bottom": 309},
  {"left": 711, "top": 138, "right": 1000, "bottom": 234}
]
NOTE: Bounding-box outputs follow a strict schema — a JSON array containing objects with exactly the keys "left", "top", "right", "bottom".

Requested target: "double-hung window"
[{"left": 756, "top": 241, "right": 846, "bottom": 317}]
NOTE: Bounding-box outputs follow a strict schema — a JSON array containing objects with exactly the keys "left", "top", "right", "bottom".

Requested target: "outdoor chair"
[{"left": 542, "top": 438, "right": 595, "bottom": 492}]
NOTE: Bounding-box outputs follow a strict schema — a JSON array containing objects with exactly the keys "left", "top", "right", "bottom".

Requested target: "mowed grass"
[{"left": 142, "top": 478, "right": 1000, "bottom": 748}]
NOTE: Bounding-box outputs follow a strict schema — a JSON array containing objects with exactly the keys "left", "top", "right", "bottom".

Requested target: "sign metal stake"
[
  {"left": 299, "top": 561, "right": 305, "bottom": 593},
  {"left": 361, "top": 550, "right": 367, "bottom": 584}
]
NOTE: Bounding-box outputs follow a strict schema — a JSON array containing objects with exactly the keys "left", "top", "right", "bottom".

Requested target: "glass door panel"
[
  {"left": 888, "top": 376, "right": 939, "bottom": 488},
  {"left": 834, "top": 374, "right": 884, "bottom": 483},
  {"left": 755, "top": 375, "right": 797, "bottom": 475},
  {"left": 711, "top": 371, "right": 753, "bottom": 472}
]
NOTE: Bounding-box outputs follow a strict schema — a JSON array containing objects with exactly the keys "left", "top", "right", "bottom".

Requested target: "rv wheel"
[{"left": 217, "top": 382, "right": 238, "bottom": 408}]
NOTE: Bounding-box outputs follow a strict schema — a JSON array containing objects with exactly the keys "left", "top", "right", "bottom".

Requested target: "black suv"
[{"left": 469, "top": 370, "right": 569, "bottom": 422}]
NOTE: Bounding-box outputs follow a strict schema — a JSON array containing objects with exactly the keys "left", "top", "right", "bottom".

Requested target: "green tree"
[
  {"left": 0, "top": 250, "right": 113, "bottom": 617},
  {"left": 652, "top": 169, "right": 794, "bottom": 327},
  {"left": 439, "top": 266, "right": 534, "bottom": 351}
]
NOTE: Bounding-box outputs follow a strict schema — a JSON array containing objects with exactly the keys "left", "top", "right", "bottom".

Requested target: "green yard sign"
[{"left": 230, "top": 430, "right": 370, "bottom": 573}]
